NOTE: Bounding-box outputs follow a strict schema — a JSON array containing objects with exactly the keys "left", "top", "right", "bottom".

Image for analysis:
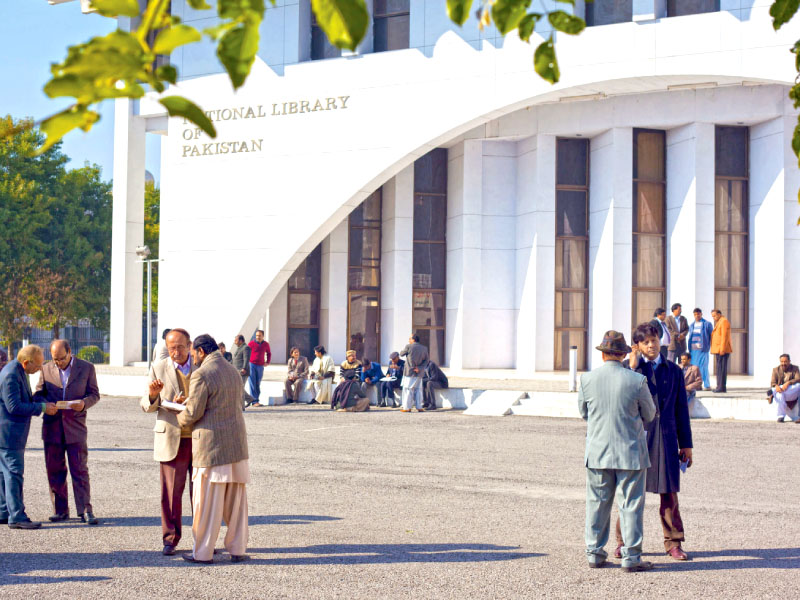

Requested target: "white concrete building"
[{"left": 103, "top": 0, "right": 800, "bottom": 380}]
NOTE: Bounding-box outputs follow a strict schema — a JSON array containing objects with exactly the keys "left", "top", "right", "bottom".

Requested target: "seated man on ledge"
[{"left": 767, "top": 354, "right": 800, "bottom": 423}]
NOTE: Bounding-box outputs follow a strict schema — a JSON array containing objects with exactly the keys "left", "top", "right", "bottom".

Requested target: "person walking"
[
  {"left": 0, "top": 345, "right": 58, "bottom": 529},
  {"left": 710, "top": 309, "right": 733, "bottom": 393},
  {"left": 36, "top": 340, "right": 100, "bottom": 525},
  {"left": 247, "top": 330, "right": 271, "bottom": 407},
  {"left": 687, "top": 309, "right": 713, "bottom": 390},
  {"left": 579, "top": 331, "right": 656, "bottom": 572},
  {"left": 231, "top": 335, "right": 254, "bottom": 410},
  {"left": 177, "top": 335, "right": 250, "bottom": 564}
]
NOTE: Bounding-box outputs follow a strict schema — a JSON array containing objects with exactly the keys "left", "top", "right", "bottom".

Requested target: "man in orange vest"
[{"left": 710, "top": 309, "right": 733, "bottom": 393}]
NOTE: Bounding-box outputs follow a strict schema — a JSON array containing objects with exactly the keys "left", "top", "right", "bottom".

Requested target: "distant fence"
[{"left": 10, "top": 321, "right": 109, "bottom": 361}]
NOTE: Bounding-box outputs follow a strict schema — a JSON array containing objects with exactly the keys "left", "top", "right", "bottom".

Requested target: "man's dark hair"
[
  {"left": 289, "top": 346, "right": 299, "bottom": 354},
  {"left": 711, "top": 308, "right": 722, "bottom": 315},
  {"left": 693, "top": 308, "right": 702, "bottom": 314},
  {"left": 218, "top": 342, "right": 226, "bottom": 348},
  {"left": 362, "top": 356, "right": 370, "bottom": 365},
  {"left": 780, "top": 353, "right": 791, "bottom": 361},
  {"left": 168, "top": 328, "right": 191, "bottom": 343},
  {"left": 161, "top": 328, "right": 171, "bottom": 340},
  {"left": 256, "top": 329, "right": 265, "bottom": 335},
  {"left": 681, "top": 352, "right": 691, "bottom": 361},
  {"left": 671, "top": 303, "right": 681, "bottom": 312},
  {"left": 411, "top": 334, "right": 420, "bottom": 343},
  {"left": 314, "top": 345, "right": 326, "bottom": 354},
  {"left": 192, "top": 334, "right": 219, "bottom": 355},
  {"left": 633, "top": 323, "right": 660, "bottom": 344},
  {"left": 653, "top": 308, "right": 666, "bottom": 317},
  {"left": 236, "top": 334, "right": 245, "bottom": 343}
]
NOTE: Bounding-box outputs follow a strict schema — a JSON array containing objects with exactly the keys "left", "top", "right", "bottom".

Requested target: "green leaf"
[
  {"left": 43, "top": 75, "right": 92, "bottom": 101},
  {"left": 218, "top": 0, "right": 267, "bottom": 19},
  {"left": 90, "top": 0, "right": 140, "bottom": 17},
  {"left": 152, "top": 25, "right": 202, "bottom": 54},
  {"left": 533, "top": 37, "right": 559, "bottom": 83},
  {"left": 770, "top": 0, "right": 800, "bottom": 30},
  {"left": 792, "top": 122, "right": 800, "bottom": 156},
  {"left": 155, "top": 64, "right": 178, "bottom": 84},
  {"left": 492, "top": 0, "right": 531, "bottom": 35},
  {"left": 159, "top": 96, "right": 217, "bottom": 138},
  {"left": 555, "top": 0, "right": 574, "bottom": 4},
  {"left": 517, "top": 13, "right": 540, "bottom": 42},
  {"left": 204, "top": 21, "right": 237, "bottom": 41},
  {"left": 39, "top": 107, "right": 100, "bottom": 154},
  {"left": 311, "top": 0, "right": 369, "bottom": 51},
  {"left": 187, "top": 0, "right": 212, "bottom": 8},
  {"left": 217, "top": 24, "right": 260, "bottom": 89},
  {"left": 548, "top": 10, "right": 585, "bottom": 34},
  {"left": 447, "top": 0, "right": 474, "bottom": 26}
]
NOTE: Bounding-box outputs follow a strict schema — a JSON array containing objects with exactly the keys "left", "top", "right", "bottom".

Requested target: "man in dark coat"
[
  {"left": 616, "top": 322, "right": 693, "bottom": 560},
  {"left": 422, "top": 361, "right": 448, "bottom": 410}
]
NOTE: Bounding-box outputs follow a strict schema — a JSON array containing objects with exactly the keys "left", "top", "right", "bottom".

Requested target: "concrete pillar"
[
  {"left": 381, "top": 167, "right": 414, "bottom": 364},
  {"left": 268, "top": 282, "right": 288, "bottom": 364},
  {"left": 632, "top": 0, "right": 666, "bottom": 21},
  {"left": 750, "top": 117, "right": 786, "bottom": 379},
  {"left": 446, "top": 140, "right": 483, "bottom": 369},
  {"left": 320, "top": 220, "right": 348, "bottom": 360},
  {"left": 666, "top": 122, "right": 715, "bottom": 314},
  {"left": 782, "top": 107, "right": 800, "bottom": 369},
  {"left": 110, "top": 98, "right": 146, "bottom": 366},
  {"left": 588, "top": 128, "right": 633, "bottom": 369}
]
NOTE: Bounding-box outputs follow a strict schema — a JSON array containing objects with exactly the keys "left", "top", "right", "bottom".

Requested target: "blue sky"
[{"left": 1, "top": 1, "right": 161, "bottom": 184}]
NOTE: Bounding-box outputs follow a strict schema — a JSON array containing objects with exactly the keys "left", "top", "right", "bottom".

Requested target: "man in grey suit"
[{"left": 578, "top": 331, "right": 657, "bottom": 572}]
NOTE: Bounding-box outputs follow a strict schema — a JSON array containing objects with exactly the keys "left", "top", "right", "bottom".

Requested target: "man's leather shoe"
[
  {"left": 231, "top": 554, "right": 250, "bottom": 563},
  {"left": 163, "top": 545, "right": 176, "bottom": 556},
  {"left": 778, "top": 417, "right": 786, "bottom": 423},
  {"left": 80, "top": 512, "right": 99, "bottom": 525},
  {"left": 182, "top": 553, "right": 213, "bottom": 564},
  {"left": 587, "top": 558, "right": 606, "bottom": 568},
  {"left": 614, "top": 545, "right": 623, "bottom": 559},
  {"left": 9, "top": 520, "right": 42, "bottom": 530},
  {"left": 667, "top": 546, "right": 688, "bottom": 560},
  {"left": 49, "top": 513, "right": 69, "bottom": 522},
  {"left": 622, "top": 561, "right": 654, "bottom": 572}
]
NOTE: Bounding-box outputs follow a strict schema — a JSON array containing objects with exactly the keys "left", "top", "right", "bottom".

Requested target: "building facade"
[{"left": 106, "top": 0, "right": 800, "bottom": 379}]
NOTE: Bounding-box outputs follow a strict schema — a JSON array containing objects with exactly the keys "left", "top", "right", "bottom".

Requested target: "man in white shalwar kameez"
[{"left": 306, "top": 345, "right": 335, "bottom": 405}]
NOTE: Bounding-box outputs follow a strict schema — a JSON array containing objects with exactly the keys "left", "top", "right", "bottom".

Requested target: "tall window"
[
  {"left": 413, "top": 149, "right": 447, "bottom": 365},
  {"left": 585, "top": 0, "right": 632, "bottom": 26},
  {"left": 348, "top": 191, "right": 382, "bottom": 361},
  {"left": 632, "top": 129, "right": 666, "bottom": 331},
  {"left": 555, "top": 138, "right": 589, "bottom": 370},
  {"left": 715, "top": 126, "right": 748, "bottom": 374},
  {"left": 287, "top": 244, "right": 322, "bottom": 358},
  {"left": 311, "top": 9, "right": 341, "bottom": 60},
  {"left": 667, "top": 0, "right": 718, "bottom": 17},
  {"left": 373, "top": 0, "right": 409, "bottom": 52}
]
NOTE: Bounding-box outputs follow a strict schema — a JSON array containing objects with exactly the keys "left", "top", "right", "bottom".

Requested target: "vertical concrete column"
[
  {"left": 320, "top": 221, "right": 348, "bottom": 360},
  {"left": 750, "top": 117, "right": 786, "bottom": 379},
  {"left": 666, "top": 122, "right": 715, "bottom": 313},
  {"left": 381, "top": 166, "right": 414, "bottom": 363},
  {"left": 589, "top": 128, "right": 633, "bottom": 369},
  {"left": 110, "top": 98, "right": 146, "bottom": 366},
  {"left": 782, "top": 108, "right": 800, "bottom": 367},
  {"left": 446, "top": 140, "right": 483, "bottom": 369}
]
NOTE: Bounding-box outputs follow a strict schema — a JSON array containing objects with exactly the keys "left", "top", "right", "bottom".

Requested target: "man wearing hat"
[{"left": 578, "top": 331, "right": 656, "bottom": 572}]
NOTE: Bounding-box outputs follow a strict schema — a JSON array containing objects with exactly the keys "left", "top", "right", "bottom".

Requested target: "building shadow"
[
  {"left": 42, "top": 514, "right": 341, "bottom": 529},
  {"left": 2, "top": 574, "right": 111, "bottom": 586}
]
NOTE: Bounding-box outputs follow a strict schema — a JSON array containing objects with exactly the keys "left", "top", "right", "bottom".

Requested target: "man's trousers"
[
  {"left": 616, "top": 491, "right": 686, "bottom": 551},
  {"left": 714, "top": 353, "right": 729, "bottom": 392},
  {"left": 284, "top": 378, "right": 305, "bottom": 402},
  {"left": 423, "top": 381, "right": 442, "bottom": 410},
  {"left": 160, "top": 437, "right": 192, "bottom": 547},
  {"left": 0, "top": 448, "right": 29, "bottom": 524},
  {"left": 240, "top": 373, "right": 254, "bottom": 408},
  {"left": 44, "top": 441, "right": 92, "bottom": 516},
  {"left": 690, "top": 350, "right": 710, "bottom": 389},
  {"left": 191, "top": 472, "right": 248, "bottom": 561},
  {"left": 401, "top": 376, "right": 423, "bottom": 410},
  {"left": 248, "top": 364, "right": 264, "bottom": 401},
  {"left": 585, "top": 467, "right": 646, "bottom": 568},
  {"left": 774, "top": 382, "right": 800, "bottom": 420}
]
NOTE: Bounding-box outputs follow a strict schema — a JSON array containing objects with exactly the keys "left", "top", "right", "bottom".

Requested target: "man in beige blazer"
[
  {"left": 140, "top": 328, "right": 195, "bottom": 556},
  {"left": 35, "top": 340, "right": 100, "bottom": 525},
  {"left": 178, "top": 334, "right": 250, "bottom": 564}
]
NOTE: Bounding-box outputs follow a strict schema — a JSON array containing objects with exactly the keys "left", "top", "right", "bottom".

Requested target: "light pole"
[{"left": 135, "top": 245, "right": 162, "bottom": 367}]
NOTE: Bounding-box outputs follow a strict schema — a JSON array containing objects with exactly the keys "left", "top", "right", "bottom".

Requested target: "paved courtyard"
[{"left": 1, "top": 399, "right": 798, "bottom": 599}]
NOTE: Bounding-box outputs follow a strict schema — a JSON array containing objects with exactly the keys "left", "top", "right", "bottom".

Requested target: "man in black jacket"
[{"left": 422, "top": 361, "right": 448, "bottom": 410}]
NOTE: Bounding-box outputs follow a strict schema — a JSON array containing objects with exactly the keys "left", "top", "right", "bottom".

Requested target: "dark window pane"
[
  {"left": 349, "top": 190, "right": 381, "bottom": 226},
  {"left": 634, "top": 130, "right": 665, "bottom": 181},
  {"left": 585, "top": 0, "right": 632, "bottom": 26},
  {"left": 414, "top": 328, "right": 445, "bottom": 366},
  {"left": 715, "top": 180, "right": 747, "bottom": 233},
  {"left": 556, "top": 190, "right": 587, "bottom": 236},
  {"left": 349, "top": 228, "right": 381, "bottom": 266},
  {"left": 414, "top": 149, "right": 447, "bottom": 194},
  {"left": 311, "top": 25, "right": 341, "bottom": 60},
  {"left": 554, "top": 330, "right": 587, "bottom": 371},
  {"left": 288, "top": 245, "right": 322, "bottom": 290},
  {"left": 667, "top": 0, "right": 718, "bottom": 17},
  {"left": 633, "top": 235, "right": 664, "bottom": 288},
  {"left": 554, "top": 292, "right": 586, "bottom": 328},
  {"left": 556, "top": 139, "right": 588, "bottom": 186},
  {"left": 715, "top": 126, "right": 747, "bottom": 177},
  {"left": 288, "top": 328, "right": 319, "bottom": 360},
  {"left": 555, "top": 239, "right": 587, "bottom": 289},
  {"left": 348, "top": 267, "right": 380, "bottom": 289},
  {"left": 412, "top": 292, "right": 445, "bottom": 327},
  {"left": 412, "top": 243, "right": 446, "bottom": 289},
  {"left": 349, "top": 293, "right": 380, "bottom": 361},
  {"left": 414, "top": 195, "right": 447, "bottom": 241},
  {"left": 289, "top": 292, "right": 319, "bottom": 326},
  {"left": 635, "top": 182, "right": 665, "bottom": 234},
  {"left": 374, "top": 0, "right": 409, "bottom": 16},
  {"left": 374, "top": 15, "right": 409, "bottom": 52}
]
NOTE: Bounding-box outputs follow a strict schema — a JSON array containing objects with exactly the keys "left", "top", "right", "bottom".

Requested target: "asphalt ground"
[{"left": 1, "top": 399, "right": 798, "bottom": 599}]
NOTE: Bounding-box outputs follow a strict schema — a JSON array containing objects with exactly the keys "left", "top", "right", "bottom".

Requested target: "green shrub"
[{"left": 76, "top": 345, "right": 105, "bottom": 364}]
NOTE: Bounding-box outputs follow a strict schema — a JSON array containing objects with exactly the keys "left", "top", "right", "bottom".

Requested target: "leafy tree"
[{"left": 143, "top": 181, "right": 160, "bottom": 313}]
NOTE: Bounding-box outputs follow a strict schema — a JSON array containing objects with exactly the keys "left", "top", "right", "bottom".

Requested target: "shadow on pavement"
[
  {"left": 2, "top": 575, "right": 112, "bottom": 586},
  {"left": 27, "top": 447, "right": 151, "bottom": 452},
  {"left": 42, "top": 514, "right": 341, "bottom": 529},
  {"left": 658, "top": 547, "right": 800, "bottom": 571}
]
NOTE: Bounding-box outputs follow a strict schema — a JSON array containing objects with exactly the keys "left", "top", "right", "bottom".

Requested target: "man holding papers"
[
  {"left": 141, "top": 328, "right": 195, "bottom": 556},
  {"left": 35, "top": 340, "right": 100, "bottom": 525}
]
